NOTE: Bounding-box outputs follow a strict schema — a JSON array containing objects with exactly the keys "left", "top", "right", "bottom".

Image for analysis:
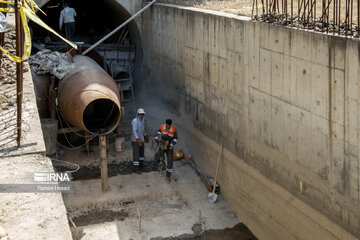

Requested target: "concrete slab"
[
  {"left": 0, "top": 154, "right": 72, "bottom": 240},
  {"left": 63, "top": 161, "right": 240, "bottom": 240}
]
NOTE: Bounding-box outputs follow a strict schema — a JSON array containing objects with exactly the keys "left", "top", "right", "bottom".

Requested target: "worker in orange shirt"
[{"left": 153, "top": 119, "right": 178, "bottom": 183}]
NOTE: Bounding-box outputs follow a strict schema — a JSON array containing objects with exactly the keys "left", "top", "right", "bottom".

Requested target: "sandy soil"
[
  {"left": 159, "top": 0, "right": 254, "bottom": 16},
  {"left": 159, "top": 0, "right": 252, "bottom": 16},
  {"left": 0, "top": 154, "right": 72, "bottom": 240}
]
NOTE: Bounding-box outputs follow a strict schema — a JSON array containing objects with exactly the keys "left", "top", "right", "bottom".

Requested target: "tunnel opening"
[
  {"left": 83, "top": 98, "right": 120, "bottom": 134},
  {"left": 31, "top": 0, "right": 140, "bottom": 45},
  {"left": 30, "top": 0, "right": 140, "bottom": 73}
]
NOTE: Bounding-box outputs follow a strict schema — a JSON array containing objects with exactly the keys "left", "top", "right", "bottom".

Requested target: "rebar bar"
[
  {"left": 351, "top": 0, "right": 353, "bottom": 34},
  {"left": 339, "top": 0, "right": 341, "bottom": 34},
  {"left": 291, "top": 0, "right": 293, "bottom": 23},
  {"left": 357, "top": 0, "right": 360, "bottom": 35},
  {"left": 15, "top": 0, "right": 24, "bottom": 146},
  {"left": 0, "top": 3, "right": 6, "bottom": 69},
  {"left": 252, "top": 0, "right": 360, "bottom": 36},
  {"left": 333, "top": 0, "right": 336, "bottom": 33}
]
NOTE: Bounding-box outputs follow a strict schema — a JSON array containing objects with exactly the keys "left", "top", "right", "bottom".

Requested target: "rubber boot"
[
  {"left": 166, "top": 171, "right": 171, "bottom": 183},
  {"left": 133, "top": 165, "right": 141, "bottom": 174}
]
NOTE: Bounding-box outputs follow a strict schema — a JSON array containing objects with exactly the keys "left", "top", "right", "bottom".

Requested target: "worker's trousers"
[
  {"left": 64, "top": 22, "right": 75, "bottom": 41},
  {"left": 132, "top": 141, "right": 144, "bottom": 170},
  {"left": 155, "top": 148, "right": 173, "bottom": 177}
]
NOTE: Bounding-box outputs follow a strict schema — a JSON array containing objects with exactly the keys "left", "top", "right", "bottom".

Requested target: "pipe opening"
[
  {"left": 114, "top": 71, "right": 130, "bottom": 80},
  {"left": 83, "top": 98, "right": 120, "bottom": 134}
]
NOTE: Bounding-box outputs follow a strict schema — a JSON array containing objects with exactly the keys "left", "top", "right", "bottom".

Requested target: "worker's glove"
[
  {"left": 144, "top": 135, "right": 149, "bottom": 143},
  {"left": 136, "top": 138, "right": 142, "bottom": 146}
]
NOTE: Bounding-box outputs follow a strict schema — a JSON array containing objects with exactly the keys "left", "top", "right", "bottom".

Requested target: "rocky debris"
[
  {"left": 0, "top": 26, "right": 29, "bottom": 112},
  {"left": 1, "top": 27, "right": 17, "bottom": 85}
]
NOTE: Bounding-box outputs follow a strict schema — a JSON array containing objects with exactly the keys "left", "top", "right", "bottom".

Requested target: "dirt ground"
[
  {"left": 161, "top": 0, "right": 360, "bottom": 20},
  {"left": 61, "top": 162, "right": 252, "bottom": 240},
  {"left": 159, "top": 0, "right": 254, "bottom": 16},
  {"left": 55, "top": 102, "right": 255, "bottom": 239}
]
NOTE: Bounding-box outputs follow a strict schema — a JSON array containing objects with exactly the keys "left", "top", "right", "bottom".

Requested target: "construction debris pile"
[{"left": 28, "top": 50, "right": 74, "bottom": 79}]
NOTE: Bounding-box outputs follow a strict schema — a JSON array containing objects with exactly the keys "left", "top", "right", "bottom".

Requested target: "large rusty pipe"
[{"left": 58, "top": 55, "right": 121, "bottom": 135}]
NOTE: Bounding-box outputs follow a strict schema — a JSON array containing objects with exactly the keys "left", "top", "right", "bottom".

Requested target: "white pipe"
[{"left": 82, "top": 0, "right": 157, "bottom": 55}]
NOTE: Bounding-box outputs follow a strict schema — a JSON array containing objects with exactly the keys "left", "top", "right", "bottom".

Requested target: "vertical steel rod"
[
  {"left": 262, "top": 0, "right": 265, "bottom": 15},
  {"left": 334, "top": 0, "right": 336, "bottom": 33},
  {"left": 314, "top": 0, "right": 317, "bottom": 26},
  {"left": 256, "top": 0, "right": 258, "bottom": 16},
  {"left": 339, "top": 0, "right": 341, "bottom": 34},
  {"left": 291, "top": 0, "right": 293, "bottom": 23},
  {"left": 335, "top": 0, "right": 338, "bottom": 28},
  {"left": 327, "top": 0, "right": 329, "bottom": 32},
  {"left": 266, "top": 0, "right": 269, "bottom": 15},
  {"left": 357, "top": 0, "right": 360, "bottom": 34},
  {"left": 0, "top": 3, "right": 6, "bottom": 67},
  {"left": 15, "top": 0, "right": 24, "bottom": 146},
  {"left": 346, "top": 0, "right": 348, "bottom": 32},
  {"left": 350, "top": 0, "right": 353, "bottom": 35},
  {"left": 252, "top": 0, "right": 255, "bottom": 17},
  {"left": 285, "top": 0, "right": 288, "bottom": 22}
]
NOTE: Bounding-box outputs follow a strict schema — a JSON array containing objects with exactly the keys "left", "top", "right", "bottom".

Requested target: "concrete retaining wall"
[{"left": 141, "top": 4, "right": 360, "bottom": 240}]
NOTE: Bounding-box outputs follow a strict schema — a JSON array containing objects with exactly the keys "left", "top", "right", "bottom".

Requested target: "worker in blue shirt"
[
  {"left": 131, "top": 108, "right": 149, "bottom": 174},
  {"left": 59, "top": 2, "right": 77, "bottom": 41}
]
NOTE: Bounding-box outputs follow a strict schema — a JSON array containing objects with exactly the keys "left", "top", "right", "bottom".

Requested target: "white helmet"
[{"left": 137, "top": 108, "right": 145, "bottom": 114}]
